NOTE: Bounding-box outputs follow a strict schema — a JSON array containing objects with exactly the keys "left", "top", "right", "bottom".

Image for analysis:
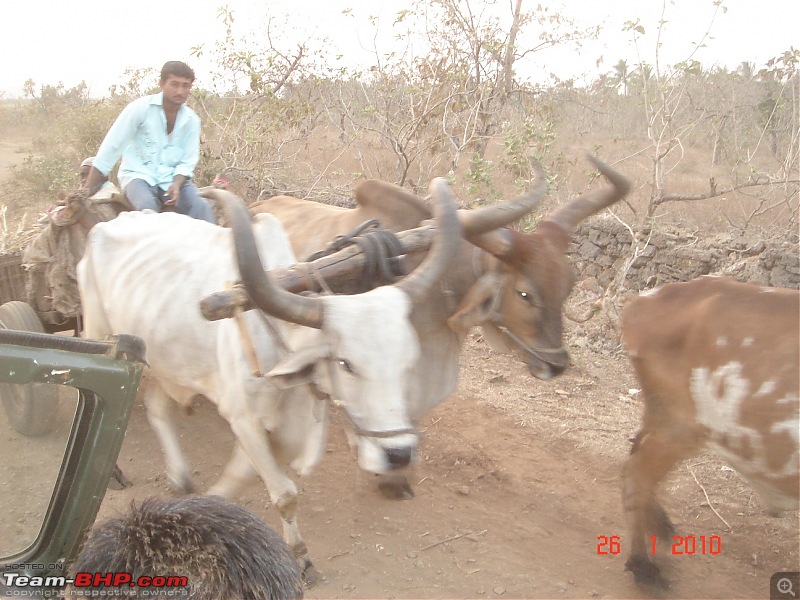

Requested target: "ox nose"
[
  {"left": 384, "top": 446, "right": 413, "bottom": 469},
  {"left": 528, "top": 350, "right": 570, "bottom": 380}
]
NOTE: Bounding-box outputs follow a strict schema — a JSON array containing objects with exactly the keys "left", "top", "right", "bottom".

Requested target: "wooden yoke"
[
  {"left": 200, "top": 205, "right": 520, "bottom": 323},
  {"left": 200, "top": 223, "right": 440, "bottom": 321}
]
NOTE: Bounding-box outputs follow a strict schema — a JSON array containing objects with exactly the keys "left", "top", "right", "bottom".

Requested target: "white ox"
[{"left": 76, "top": 180, "right": 461, "bottom": 580}]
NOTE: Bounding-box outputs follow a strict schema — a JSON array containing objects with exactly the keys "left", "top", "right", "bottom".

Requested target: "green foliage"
[
  {"left": 187, "top": 5, "right": 330, "bottom": 195},
  {"left": 465, "top": 153, "right": 498, "bottom": 200},
  {"left": 5, "top": 81, "right": 130, "bottom": 200},
  {"left": 1, "top": 1, "right": 795, "bottom": 240},
  {"left": 622, "top": 20, "right": 646, "bottom": 36},
  {"left": 13, "top": 153, "right": 77, "bottom": 196},
  {"left": 330, "top": 0, "right": 598, "bottom": 190},
  {"left": 501, "top": 114, "right": 554, "bottom": 180},
  {"left": 759, "top": 48, "right": 800, "bottom": 82},
  {"left": 108, "top": 67, "right": 159, "bottom": 99}
]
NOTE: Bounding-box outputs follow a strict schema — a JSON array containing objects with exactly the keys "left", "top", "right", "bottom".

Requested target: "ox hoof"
[
  {"left": 169, "top": 475, "right": 196, "bottom": 495},
  {"left": 300, "top": 558, "right": 319, "bottom": 587},
  {"left": 378, "top": 474, "right": 415, "bottom": 500},
  {"left": 107, "top": 464, "right": 133, "bottom": 490},
  {"left": 625, "top": 555, "right": 669, "bottom": 590}
]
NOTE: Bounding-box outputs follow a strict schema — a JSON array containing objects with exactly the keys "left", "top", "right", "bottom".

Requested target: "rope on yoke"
[
  {"left": 305, "top": 219, "right": 408, "bottom": 287},
  {"left": 306, "top": 219, "right": 381, "bottom": 261},
  {"left": 352, "top": 228, "right": 407, "bottom": 281}
]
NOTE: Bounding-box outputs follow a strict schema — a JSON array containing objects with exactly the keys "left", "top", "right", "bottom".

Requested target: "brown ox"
[
  {"left": 621, "top": 276, "right": 799, "bottom": 588},
  {"left": 246, "top": 156, "right": 630, "bottom": 497}
]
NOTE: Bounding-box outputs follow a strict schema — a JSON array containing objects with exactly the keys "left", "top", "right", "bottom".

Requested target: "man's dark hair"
[
  {"left": 67, "top": 495, "right": 304, "bottom": 599},
  {"left": 160, "top": 61, "right": 195, "bottom": 83}
]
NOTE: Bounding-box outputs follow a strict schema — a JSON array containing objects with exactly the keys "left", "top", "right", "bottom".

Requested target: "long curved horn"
[
  {"left": 547, "top": 154, "right": 631, "bottom": 234},
  {"left": 218, "top": 189, "right": 324, "bottom": 329},
  {"left": 463, "top": 228, "right": 515, "bottom": 258},
  {"left": 457, "top": 159, "right": 548, "bottom": 235},
  {"left": 395, "top": 177, "right": 462, "bottom": 305}
]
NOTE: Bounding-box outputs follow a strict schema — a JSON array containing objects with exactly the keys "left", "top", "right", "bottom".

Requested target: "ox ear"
[
  {"left": 267, "top": 343, "right": 330, "bottom": 389},
  {"left": 447, "top": 272, "right": 504, "bottom": 332}
]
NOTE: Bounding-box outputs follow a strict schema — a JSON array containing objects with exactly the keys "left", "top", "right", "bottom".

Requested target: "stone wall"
[{"left": 567, "top": 216, "right": 800, "bottom": 292}]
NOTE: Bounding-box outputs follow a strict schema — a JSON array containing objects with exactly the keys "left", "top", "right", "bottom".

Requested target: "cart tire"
[{"left": 0, "top": 301, "right": 60, "bottom": 436}]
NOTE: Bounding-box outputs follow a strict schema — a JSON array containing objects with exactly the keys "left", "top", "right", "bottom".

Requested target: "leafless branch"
[
  {"left": 654, "top": 179, "right": 800, "bottom": 205},
  {"left": 687, "top": 465, "right": 732, "bottom": 530}
]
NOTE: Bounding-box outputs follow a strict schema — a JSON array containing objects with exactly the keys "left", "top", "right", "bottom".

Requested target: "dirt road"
[
  {"left": 0, "top": 122, "right": 796, "bottom": 597},
  {"left": 95, "top": 334, "right": 799, "bottom": 599}
]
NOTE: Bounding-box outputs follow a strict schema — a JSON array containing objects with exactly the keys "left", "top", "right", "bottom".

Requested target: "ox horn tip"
[
  {"left": 584, "top": 153, "right": 631, "bottom": 196},
  {"left": 428, "top": 177, "right": 452, "bottom": 196}
]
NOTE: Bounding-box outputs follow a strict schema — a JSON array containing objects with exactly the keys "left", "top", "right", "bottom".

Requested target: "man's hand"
[
  {"left": 165, "top": 176, "right": 187, "bottom": 206},
  {"left": 81, "top": 166, "right": 107, "bottom": 198},
  {"left": 164, "top": 183, "right": 180, "bottom": 206},
  {"left": 70, "top": 187, "right": 91, "bottom": 201}
]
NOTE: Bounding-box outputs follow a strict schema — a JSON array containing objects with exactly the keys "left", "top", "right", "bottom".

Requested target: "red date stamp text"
[{"left": 597, "top": 534, "right": 722, "bottom": 556}]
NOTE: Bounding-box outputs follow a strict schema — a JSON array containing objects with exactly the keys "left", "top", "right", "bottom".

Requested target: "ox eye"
[
  {"left": 517, "top": 290, "right": 540, "bottom": 307},
  {"left": 337, "top": 359, "right": 354, "bottom": 374}
]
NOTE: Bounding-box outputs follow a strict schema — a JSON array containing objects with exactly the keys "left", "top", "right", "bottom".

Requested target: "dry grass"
[{"left": 0, "top": 204, "right": 38, "bottom": 255}]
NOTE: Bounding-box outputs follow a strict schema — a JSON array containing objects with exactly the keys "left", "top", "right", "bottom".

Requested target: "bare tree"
[
  {"left": 328, "top": 0, "right": 597, "bottom": 195},
  {"left": 617, "top": 3, "right": 798, "bottom": 237},
  {"left": 189, "top": 6, "right": 326, "bottom": 197}
]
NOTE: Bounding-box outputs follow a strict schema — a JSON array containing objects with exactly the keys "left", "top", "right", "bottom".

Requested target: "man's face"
[{"left": 160, "top": 75, "right": 193, "bottom": 106}]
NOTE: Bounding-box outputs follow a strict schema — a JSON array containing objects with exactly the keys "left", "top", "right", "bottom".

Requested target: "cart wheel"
[{"left": 0, "top": 301, "right": 60, "bottom": 436}]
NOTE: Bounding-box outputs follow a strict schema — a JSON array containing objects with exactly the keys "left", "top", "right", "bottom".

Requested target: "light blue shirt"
[{"left": 92, "top": 92, "right": 201, "bottom": 192}]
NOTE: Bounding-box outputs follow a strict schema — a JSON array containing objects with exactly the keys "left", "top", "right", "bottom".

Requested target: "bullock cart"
[
  {"left": 0, "top": 192, "right": 130, "bottom": 437},
  {"left": 0, "top": 187, "right": 440, "bottom": 439}
]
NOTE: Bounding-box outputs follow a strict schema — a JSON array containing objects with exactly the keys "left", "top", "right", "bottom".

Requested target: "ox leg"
[
  {"left": 225, "top": 418, "right": 317, "bottom": 585},
  {"left": 208, "top": 442, "right": 259, "bottom": 498},
  {"left": 622, "top": 427, "right": 698, "bottom": 589},
  {"left": 143, "top": 382, "right": 195, "bottom": 494}
]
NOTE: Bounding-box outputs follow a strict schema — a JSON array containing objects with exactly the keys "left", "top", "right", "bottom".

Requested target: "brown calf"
[{"left": 621, "top": 276, "right": 799, "bottom": 588}]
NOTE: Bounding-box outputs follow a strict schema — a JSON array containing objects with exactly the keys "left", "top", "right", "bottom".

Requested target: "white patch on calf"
[
  {"left": 692, "top": 363, "right": 764, "bottom": 474},
  {"left": 742, "top": 337, "right": 754, "bottom": 347},
  {"left": 770, "top": 410, "right": 800, "bottom": 477},
  {"left": 692, "top": 362, "right": 749, "bottom": 432},
  {"left": 692, "top": 363, "right": 799, "bottom": 483},
  {"left": 755, "top": 380, "right": 777, "bottom": 397},
  {"left": 716, "top": 336, "right": 728, "bottom": 348}
]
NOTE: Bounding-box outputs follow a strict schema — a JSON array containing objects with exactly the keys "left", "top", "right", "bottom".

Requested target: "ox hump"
[{"left": 354, "top": 180, "right": 432, "bottom": 230}]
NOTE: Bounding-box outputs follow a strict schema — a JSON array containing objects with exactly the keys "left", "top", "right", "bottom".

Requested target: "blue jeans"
[{"left": 124, "top": 179, "right": 216, "bottom": 223}]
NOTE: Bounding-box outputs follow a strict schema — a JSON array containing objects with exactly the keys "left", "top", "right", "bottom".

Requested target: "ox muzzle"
[
  {"left": 488, "top": 320, "right": 570, "bottom": 380},
  {"left": 333, "top": 403, "right": 419, "bottom": 472}
]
